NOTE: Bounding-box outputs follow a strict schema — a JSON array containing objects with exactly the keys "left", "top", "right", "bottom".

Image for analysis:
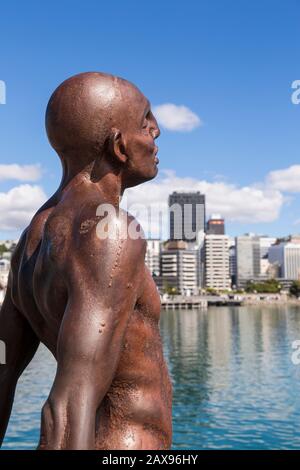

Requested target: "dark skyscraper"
[
  {"left": 168, "top": 191, "right": 206, "bottom": 242},
  {"left": 207, "top": 214, "right": 225, "bottom": 235}
]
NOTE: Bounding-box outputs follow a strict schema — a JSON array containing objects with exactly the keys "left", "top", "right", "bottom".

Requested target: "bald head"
[{"left": 46, "top": 72, "right": 146, "bottom": 158}]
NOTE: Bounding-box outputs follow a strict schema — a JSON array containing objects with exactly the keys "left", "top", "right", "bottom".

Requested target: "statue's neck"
[{"left": 58, "top": 156, "right": 124, "bottom": 207}]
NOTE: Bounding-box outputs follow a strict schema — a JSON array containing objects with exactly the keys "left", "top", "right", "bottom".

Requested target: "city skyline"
[
  {"left": 0, "top": 1, "right": 300, "bottom": 240},
  {"left": 2, "top": 198, "right": 300, "bottom": 295}
]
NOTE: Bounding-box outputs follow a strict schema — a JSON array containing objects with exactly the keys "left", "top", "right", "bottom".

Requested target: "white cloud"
[
  {"left": 0, "top": 184, "right": 47, "bottom": 231},
  {"left": 0, "top": 164, "right": 42, "bottom": 182},
  {"left": 266, "top": 165, "right": 300, "bottom": 193},
  {"left": 123, "top": 170, "right": 284, "bottom": 238},
  {"left": 152, "top": 103, "right": 202, "bottom": 131}
]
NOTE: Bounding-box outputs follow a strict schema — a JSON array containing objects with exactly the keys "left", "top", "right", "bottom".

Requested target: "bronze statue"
[{"left": 0, "top": 72, "right": 172, "bottom": 450}]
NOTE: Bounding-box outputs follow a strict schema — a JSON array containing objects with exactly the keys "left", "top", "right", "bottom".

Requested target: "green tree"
[
  {"left": 163, "top": 282, "right": 179, "bottom": 296},
  {"left": 206, "top": 287, "right": 218, "bottom": 295},
  {"left": 246, "top": 279, "right": 281, "bottom": 294}
]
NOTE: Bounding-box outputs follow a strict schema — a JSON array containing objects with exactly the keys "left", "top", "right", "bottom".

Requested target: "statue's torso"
[{"left": 10, "top": 189, "right": 172, "bottom": 450}]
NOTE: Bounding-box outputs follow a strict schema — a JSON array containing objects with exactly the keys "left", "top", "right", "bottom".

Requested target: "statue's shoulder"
[{"left": 72, "top": 205, "right": 146, "bottom": 265}]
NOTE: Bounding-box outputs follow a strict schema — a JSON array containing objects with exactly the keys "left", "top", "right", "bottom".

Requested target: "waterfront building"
[
  {"left": 236, "top": 234, "right": 260, "bottom": 287},
  {"left": 161, "top": 240, "right": 199, "bottom": 295},
  {"left": 269, "top": 237, "right": 300, "bottom": 280},
  {"left": 205, "top": 234, "right": 231, "bottom": 290}
]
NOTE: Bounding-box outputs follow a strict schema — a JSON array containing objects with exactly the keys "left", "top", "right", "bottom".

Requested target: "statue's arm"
[
  {"left": 0, "top": 284, "right": 40, "bottom": 446},
  {"left": 39, "top": 235, "right": 146, "bottom": 450}
]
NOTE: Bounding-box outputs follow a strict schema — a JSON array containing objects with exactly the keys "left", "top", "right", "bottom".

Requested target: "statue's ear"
[{"left": 109, "top": 128, "right": 128, "bottom": 164}]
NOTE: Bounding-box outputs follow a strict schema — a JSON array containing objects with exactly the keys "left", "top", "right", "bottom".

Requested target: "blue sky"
[{"left": 0, "top": 0, "right": 299, "bottom": 239}]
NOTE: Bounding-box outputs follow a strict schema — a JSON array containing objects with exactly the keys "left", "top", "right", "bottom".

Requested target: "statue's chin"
[{"left": 125, "top": 168, "right": 158, "bottom": 189}]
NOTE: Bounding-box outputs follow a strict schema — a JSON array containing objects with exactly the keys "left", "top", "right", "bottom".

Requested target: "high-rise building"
[
  {"left": 145, "top": 239, "right": 161, "bottom": 277},
  {"left": 207, "top": 214, "right": 225, "bottom": 235},
  {"left": 205, "top": 234, "right": 231, "bottom": 290},
  {"left": 236, "top": 234, "right": 260, "bottom": 287},
  {"left": 161, "top": 240, "right": 199, "bottom": 295},
  {"left": 269, "top": 237, "right": 300, "bottom": 279},
  {"left": 168, "top": 191, "right": 205, "bottom": 243}
]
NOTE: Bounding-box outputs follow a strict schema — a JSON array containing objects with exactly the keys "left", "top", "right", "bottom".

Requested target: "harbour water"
[{"left": 2, "top": 306, "right": 300, "bottom": 450}]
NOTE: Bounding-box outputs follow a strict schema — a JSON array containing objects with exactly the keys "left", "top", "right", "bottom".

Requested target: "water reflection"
[
  {"left": 2, "top": 306, "right": 300, "bottom": 449},
  {"left": 2, "top": 346, "right": 56, "bottom": 449},
  {"left": 160, "top": 306, "right": 300, "bottom": 449}
]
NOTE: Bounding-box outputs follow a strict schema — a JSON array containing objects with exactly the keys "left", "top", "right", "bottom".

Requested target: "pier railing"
[{"left": 161, "top": 295, "right": 243, "bottom": 309}]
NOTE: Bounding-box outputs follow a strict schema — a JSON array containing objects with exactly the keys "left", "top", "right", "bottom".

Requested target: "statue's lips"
[{"left": 154, "top": 157, "right": 159, "bottom": 164}]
